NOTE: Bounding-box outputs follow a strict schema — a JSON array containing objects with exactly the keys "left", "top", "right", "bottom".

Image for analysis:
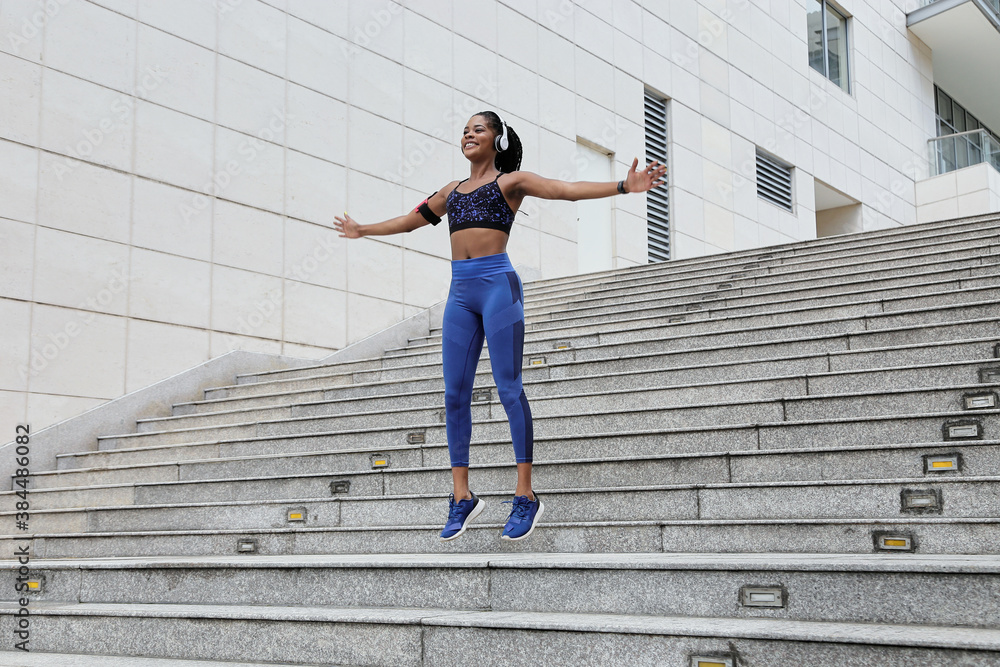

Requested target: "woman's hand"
[
  {"left": 333, "top": 211, "right": 362, "bottom": 238},
  {"left": 623, "top": 157, "right": 667, "bottom": 194}
]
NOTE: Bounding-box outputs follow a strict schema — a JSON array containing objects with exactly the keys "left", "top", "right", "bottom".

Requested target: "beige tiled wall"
[{"left": 916, "top": 162, "right": 1000, "bottom": 223}]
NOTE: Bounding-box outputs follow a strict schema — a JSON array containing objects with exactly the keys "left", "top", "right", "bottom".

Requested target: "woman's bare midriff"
[{"left": 450, "top": 228, "right": 510, "bottom": 260}]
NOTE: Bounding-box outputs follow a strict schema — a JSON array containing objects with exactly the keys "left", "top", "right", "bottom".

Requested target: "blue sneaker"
[
  {"left": 500, "top": 493, "right": 543, "bottom": 541},
  {"left": 439, "top": 492, "right": 485, "bottom": 541}
]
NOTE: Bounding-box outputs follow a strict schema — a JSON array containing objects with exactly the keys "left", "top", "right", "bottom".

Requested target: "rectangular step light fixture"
[
  {"left": 329, "top": 480, "right": 351, "bottom": 494},
  {"left": 739, "top": 585, "right": 786, "bottom": 608},
  {"left": 529, "top": 357, "right": 546, "bottom": 366},
  {"left": 287, "top": 508, "right": 307, "bottom": 523},
  {"left": 24, "top": 577, "right": 43, "bottom": 593},
  {"left": 669, "top": 315, "right": 686, "bottom": 323},
  {"left": 472, "top": 389, "right": 491, "bottom": 402},
  {"left": 717, "top": 283, "right": 733, "bottom": 290},
  {"left": 980, "top": 367, "right": 1000, "bottom": 383},
  {"left": 964, "top": 392, "right": 998, "bottom": 410},
  {"left": 370, "top": 454, "right": 390, "bottom": 469},
  {"left": 406, "top": 432, "right": 426, "bottom": 445},
  {"left": 874, "top": 532, "right": 915, "bottom": 552},
  {"left": 237, "top": 539, "right": 257, "bottom": 554},
  {"left": 554, "top": 341, "right": 572, "bottom": 350},
  {"left": 685, "top": 303, "right": 703, "bottom": 311},
  {"left": 691, "top": 656, "right": 733, "bottom": 667},
  {"left": 923, "top": 452, "right": 963, "bottom": 474},
  {"left": 943, "top": 419, "right": 983, "bottom": 441},
  {"left": 901, "top": 488, "right": 942, "bottom": 514}
]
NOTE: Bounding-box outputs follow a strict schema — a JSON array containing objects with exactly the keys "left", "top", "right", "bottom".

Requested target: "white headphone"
[{"left": 493, "top": 111, "right": 509, "bottom": 152}]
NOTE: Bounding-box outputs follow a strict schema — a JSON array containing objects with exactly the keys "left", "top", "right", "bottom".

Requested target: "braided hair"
[{"left": 476, "top": 110, "right": 523, "bottom": 173}]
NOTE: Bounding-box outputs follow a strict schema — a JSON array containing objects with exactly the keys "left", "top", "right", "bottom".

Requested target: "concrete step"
[
  {"left": 522, "top": 235, "right": 1000, "bottom": 314},
  {"left": 0, "top": 651, "right": 320, "bottom": 667},
  {"left": 522, "top": 216, "right": 1000, "bottom": 298},
  {"left": 427, "top": 299, "right": 1000, "bottom": 368},
  {"left": 10, "top": 517, "right": 1000, "bottom": 560},
  {"left": 141, "top": 360, "right": 998, "bottom": 435},
  {"left": 233, "top": 302, "right": 1000, "bottom": 387},
  {"left": 22, "top": 438, "right": 1000, "bottom": 509},
  {"left": 406, "top": 274, "right": 1000, "bottom": 356},
  {"left": 524, "top": 235, "right": 998, "bottom": 311},
  {"left": 521, "top": 273, "right": 1000, "bottom": 335},
  {"left": 183, "top": 357, "right": 1000, "bottom": 423},
  {"left": 89, "top": 400, "right": 1000, "bottom": 464},
  {"left": 3, "top": 553, "right": 999, "bottom": 629},
  {"left": 410, "top": 286, "right": 1000, "bottom": 348},
  {"left": 252, "top": 252, "right": 1000, "bottom": 380},
  {"left": 523, "top": 244, "right": 996, "bottom": 308},
  {"left": 7, "top": 475, "right": 1000, "bottom": 535},
  {"left": 97, "top": 385, "right": 1000, "bottom": 456},
  {"left": 2, "top": 600, "right": 997, "bottom": 666},
  {"left": 525, "top": 241, "right": 997, "bottom": 309},
  {"left": 38, "top": 412, "right": 1000, "bottom": 487},
  {"left": 203, "top": 335, "right": 1000, "bottom": 404}
]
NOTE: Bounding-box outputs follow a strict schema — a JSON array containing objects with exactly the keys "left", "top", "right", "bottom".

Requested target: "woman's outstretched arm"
[
  {"left": 509, "top": 158, "right": 666, "bottom": 201},
  {"left": 333, "top": 184, "right": 453, "bottom": 238}
]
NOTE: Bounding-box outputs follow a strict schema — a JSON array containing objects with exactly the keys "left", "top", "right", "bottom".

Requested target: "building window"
[
  {"left": 934, "top": 84, "right": 1000, "bottom": 142},
  {"left": 756, "top": 149, "right": 794, "bottom": 212},
  {"left": 807, "top": 0, "right": 849, "bottom": 92},
  {"left": 932, "top": 84, "right": 1000, "bottom": 174},
  {"left": 644, "top": 89, "right": 670, "bottom": 263}
]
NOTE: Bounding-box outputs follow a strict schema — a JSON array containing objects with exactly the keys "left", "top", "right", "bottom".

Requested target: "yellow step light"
[{"left": 691, "top": 657, "right": 733, "bottom": 667}]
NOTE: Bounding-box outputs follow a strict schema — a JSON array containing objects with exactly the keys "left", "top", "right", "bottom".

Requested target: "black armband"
[{"left": 415, "top": 191, "right": 441, "bottom": 225}]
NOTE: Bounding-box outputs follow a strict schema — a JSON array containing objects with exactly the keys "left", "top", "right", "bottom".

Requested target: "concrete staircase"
[{"left": 3, "top": 214, "right": 1000, "bottom": 665}]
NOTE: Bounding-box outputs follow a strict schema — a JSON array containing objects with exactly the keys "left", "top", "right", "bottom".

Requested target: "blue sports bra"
[{"left": 443, "top": 172, "right": 515, "bottom": 236}]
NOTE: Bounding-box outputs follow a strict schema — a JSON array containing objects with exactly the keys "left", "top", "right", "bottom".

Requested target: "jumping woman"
[{"left": 333, "top": 111, "right": 666, "bottom": 542}]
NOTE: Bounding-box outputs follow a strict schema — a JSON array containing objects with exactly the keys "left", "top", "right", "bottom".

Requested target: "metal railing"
[
  {"left": 929, "top": 128, "right": 1000, "bottom": 176},
  {"left": 919, "top": 0, "right": 1000, "bottom": 17}
]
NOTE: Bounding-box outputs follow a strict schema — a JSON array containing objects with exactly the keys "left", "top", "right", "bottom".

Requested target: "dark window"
[{"left": 808, "top": 1, "right": 850, "bottom": 92}]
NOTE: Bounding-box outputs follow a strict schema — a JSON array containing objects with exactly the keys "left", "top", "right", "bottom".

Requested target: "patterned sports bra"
[{"left": 444, "top": 172, "right": 515, "bottom": 236}]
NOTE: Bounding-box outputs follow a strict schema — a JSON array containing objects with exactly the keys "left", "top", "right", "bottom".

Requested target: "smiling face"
[{"left": 461, "top": 114, "right": 497, "bottom": 159}]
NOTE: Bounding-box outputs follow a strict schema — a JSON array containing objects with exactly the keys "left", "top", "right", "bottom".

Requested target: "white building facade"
[{"left": 1, "top": 0, "right": 997, "bottom": 431}]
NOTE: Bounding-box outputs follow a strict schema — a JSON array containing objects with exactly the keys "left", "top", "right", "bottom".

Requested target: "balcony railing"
[
  {"left": 929, "top": 128, "right": 1000, "bottom": 176},
  {"left": 919, "top": 0, "right": 1000, "bottom": 18}
]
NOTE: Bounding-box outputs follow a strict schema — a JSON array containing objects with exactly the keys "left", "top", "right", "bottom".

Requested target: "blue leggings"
[{"left": 442, "top": 252, "right": 533, "bottom": 467}]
